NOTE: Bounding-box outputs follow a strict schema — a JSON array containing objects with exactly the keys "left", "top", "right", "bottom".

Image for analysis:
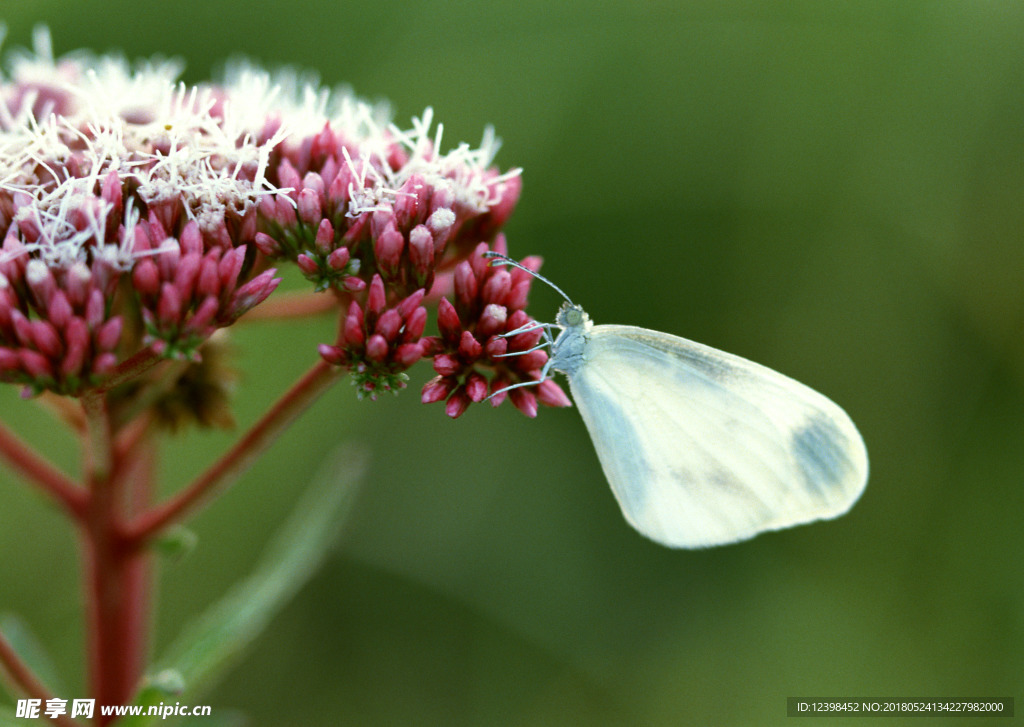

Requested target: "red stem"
[
  {"left": 124, "top": 359, "right": 341, "bottom": 545},
  {"left": 0, "top": 630, "right": 82, "bottom": 727},
  {"left": 94, "top": 346, "right": 162, "bottom": 394},
  {"left": 80, "top": 391, "right": 151, "bottom": 722},
  {"left": 236, "top": 289, "right": 337, "bottom": 320},
  {"left": 0, "top": 419, "right": 86, "bottom": 519}
]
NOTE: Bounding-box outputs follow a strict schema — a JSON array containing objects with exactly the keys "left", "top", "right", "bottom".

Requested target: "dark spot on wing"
[{"left": 791, "top": 415, "right": 850, "bottom": 495}]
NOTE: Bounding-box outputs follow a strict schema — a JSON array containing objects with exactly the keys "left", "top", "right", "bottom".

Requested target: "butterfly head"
[{"left": 556, "top": 302, "right": 590, "bottom": 331}]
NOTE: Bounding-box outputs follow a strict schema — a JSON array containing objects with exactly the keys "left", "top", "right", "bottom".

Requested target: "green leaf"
[
  {"left": 0, "top": 613, "right": 63, "bottom": 697},
  {"left": 123, "top": 443, "right": 367, "bottom": 727}
]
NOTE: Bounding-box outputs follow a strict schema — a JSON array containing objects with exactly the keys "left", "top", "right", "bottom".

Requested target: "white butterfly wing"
[{"left": 566, "top": 324, "right": 868, "bottom": 548}]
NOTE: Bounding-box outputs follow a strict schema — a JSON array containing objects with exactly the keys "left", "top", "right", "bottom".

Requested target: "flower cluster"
[
  {"left": 253, "top": 102, "right": 526, "bottom": 397},
  {"left": 421, "top": 240, "right": 571, "bottom": 418},
  {"left": 0, "top": 28, "right": 564, "bottom": 419},
  {"left": 0, "top": 29, "right": 284, "bottom": 396},
  {"left": 317, "top": 274, "right": 427, "bottom": 399}
]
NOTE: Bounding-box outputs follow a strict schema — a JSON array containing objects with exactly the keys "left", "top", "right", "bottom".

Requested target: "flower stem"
[
  {"left": 0, "top": 418, "right": 86, "bottom": 519},
  {"left": 236, "top": 290, "right": 337, "bottom": 321},
  {"left": 94, "top": 346, "right": 162, "bottom": 394},
  {"left": 0, "top": 629, "right": 83, "bottom": 727},
  {"left": 80, "top": 391, "right": 151, "bottom": 721},
  {"left": 124, "top": 359, "right": 342, "bottom": 545}
]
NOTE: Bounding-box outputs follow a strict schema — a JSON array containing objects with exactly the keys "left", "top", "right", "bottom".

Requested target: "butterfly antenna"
[{"left": 483, "top": 251, "right": 574, "bottom": 305}]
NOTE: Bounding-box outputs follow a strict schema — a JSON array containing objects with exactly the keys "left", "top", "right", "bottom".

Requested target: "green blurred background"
[{"left": 1, "top": 1, "right": 1022, "bottom": 724}]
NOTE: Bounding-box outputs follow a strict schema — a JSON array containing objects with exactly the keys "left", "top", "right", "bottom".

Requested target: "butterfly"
[{"left": 486, "top": 252, "right": 868, "bottom": 548}]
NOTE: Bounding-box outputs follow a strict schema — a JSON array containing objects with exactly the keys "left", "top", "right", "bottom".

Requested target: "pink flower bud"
[
  {"left": 258, "top": 195, "right": 278, "bottom": 220},
  {"left": 132, "top": 258, "right": 161, "bottom": 297},
  {"left": 197, "top": 252, "right": 222, "bottom": 297},
  {"left": 188, "top": 296, "right": 220, "bottom": 332},
  {"left": 453, "top": 260, "right": 477, "bottom": 308},
  {"left": 327, "top": 246, "right": 349, "bottom": 271},
  {"left": 66, "top": 262, "right": 92, "bottom": 307},
  {"left": 180, "top": 220, "right": 203, "bottom": 256},
  {"left": 63, "top": 317, "right": 89, "bottom": 367},
  {"left": 375, "top": 309, "right": 402, "bottom": 342},
  {"left": 458, "top": 330, "right": 482, "bottom": 360},
  {"left": 92, "top": 352, "right": 117, "bottom": 376},
  {"left": 421, "top": 375, "right": 454, "bottom": 404},
  {"left": 218, "top": 246, "right": 245, "bottom": 290},
  {"left": 465, "top": 371, "right": 488, "bottom": 403},
  {"left": 408, "top": 225, "right": 433, "bottom": 281},
  {"left": 506, "top": 279, "right": 531, "bottom": 311},
  {"left": 488, "top": 376, "right": 510, "bottom": 407},
  {"left": 486, "top": 173, "right": 522, "bottom": 231},
  {"left": 341, "top": 276, "right": 366, "bottom": 292},
  {"left": 315, "top": 219, "right": 335, "bottom": 253},
  {"left": 426, "top": 207, "right": 455, "bottom": 253},
  {"left": 371, "top": 210, "right": 396, "bottom": 241},
  {"left": 510, "top": 387, "right": 538, "bottom": 418},
  {"left": 174, "top": 252, "right": 202, "bottom": 302},
  {"left": 277, "top": 158, "right": 302, "bottom": 197},
  {"left": 327, "top": 166, "right": 351, "bottom": 208},
  {"left": 60, "top": 332, "right": 86, "bottom": 378},
  {"left": 366, "top": 275, "right": 386, "bottom": 318},
  {"left": 374, "top": 227, "right": 404, "bottom": 276},
  {"left": 468, "top": 242, "right": 489, "bottom": 280},
  {"left": 482, "top": 269, "right": 511, "bottom": 305},
  {"left": 0, "top": 348, "right": 18, "bottom": 372},
  {"left": 157, "top": 283, "right": 182, "bottom": 327},
  {"left": 254, "top": 232, "right": 281, "bottom": 256},
  {"left": 296, "top": 253, "right": 319, "bottom": 276},
  {"left": 95, "top": 317, "right": 123, "bottom": 351},
  {"left": 537, "top": 379, "right": 572, "bottom": 408},
  {"left": 297, "top": 188, "right": 322, "bottom": 227},
  {"left": 236, "top": 206, "right": 258, "bottom": 243},
  {"left": 16, "top": 212, "right": 41, "bottom": 243},
  {"left": 477, "top": 303, "right": 507, "bottom": 338},
  {"left": 302, "top": 171, "right": 325, "bottom": 198},
  {"left": 394, "top": 175, "right": 425, "bottom": 227},
  {"left": 228, "top": 270, "right": 280, "bottom": 320},
  {"left": 427, "top": 207, "right": 455, "bottom": 236},
  {"left": 428, "top": 186, "right": 455, "bottom": 217},
  {"left": 342, "top": 211, "right": 369, "bottom": 243},
  {"left": 433, "top": 354, "right": 461, "bottom": 376},
  {"left": 145, "top": 212, "right": 169, "bottom": 242},
  {"left": 318, "top": 343, "right": 346, "bottom": 366},
  {"left": 397, "top": 289, "right": 426, "bottom": 318},
  {"left": 395, "top": 342, "right": 423, "bottom": 367},
  {"left": 25, "top": 260, "right": 56, "bottom": 307},
  {"left": 320, "top": 157, "right": 339, "bottom": 190},
  {"left": 274, "top": 196, "right": 297, "bottom": 226},
  {"left": 484, "top": 335, "right": 507, "bottom": 358},
  {"left": 442, "top": 391, "right": 468, "bottom": 417},
  {"left": 445, "top": 388, "right": 470, "bottom": 419},
  {"left": 30, "top": 320, "right": 62, "bottom": 358},
  {"left": 9, "top": 310, "right": 33, "bottom": 347},
  {"left": 517, "top": 350, "right": 547, "bottom": 371},
  {"left": 403, "top": 306, "right": 427, "bottom": 342},
  {"left": 436, "top": 297, "right": 462, "bottom": 342},
  {"left": 47, "top": 291, "right": 72, "bottom": 329},
  {"left": 343, "top": 303, "right": 364, "bottom": 346},
  {"left": 156, "top": 239, "right": 181, "bottom": 280},
  {"left": 365, "top": 333, "right": 388, "bottom": 362},
  {"left": 101, "top": 169, "right": 123, "bottom": 211},
  {"left": 19, "top": 349, "right": 53, "bottom": 380}
]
